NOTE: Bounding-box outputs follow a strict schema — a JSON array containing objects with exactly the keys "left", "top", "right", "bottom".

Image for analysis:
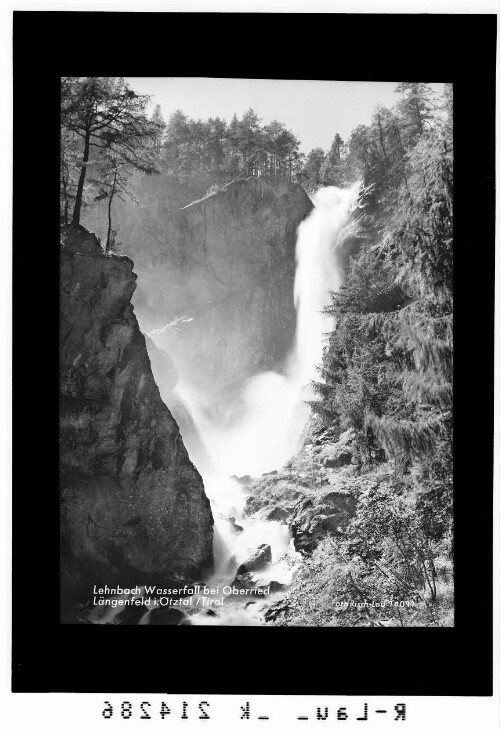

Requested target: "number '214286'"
[{"left": 102, "top": 701, "right": 210, "bottom": 720}]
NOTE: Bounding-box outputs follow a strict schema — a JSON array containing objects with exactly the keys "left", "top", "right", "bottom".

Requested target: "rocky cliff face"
[
  {"left": 85, "top": 176, "right": 313, "bottom": 412},
  {"left": 59, "top": 227, "right": 213, "bottom": 594}
]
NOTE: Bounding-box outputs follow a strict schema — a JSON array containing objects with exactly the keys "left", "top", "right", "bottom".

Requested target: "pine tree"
[{"left": 61, "top": 77, "right": 159, "bottom": 226}]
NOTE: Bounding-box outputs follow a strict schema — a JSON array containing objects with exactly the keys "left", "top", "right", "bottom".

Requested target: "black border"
[{"left": 12, "top": 12, "right": 496, "bottom": 695}]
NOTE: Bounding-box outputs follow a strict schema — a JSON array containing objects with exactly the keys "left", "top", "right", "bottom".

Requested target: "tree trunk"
[
  {"left": 393, "top": 122, "right": 409, "bottom": 190},
  {"left": 105, "top": 168, "right": 118, "bottom": 255},
  {"left": 61, "top": 171, "right": 69, "bottom": 226},
  {"left": 377, "top": 111, "right": 390, "bottom": 165},
  {"left": 72, "top": 127, "right": 91, "bottom": 226},
  {"left": 415, "top": 99, "right": 424, "bottom": 135}
]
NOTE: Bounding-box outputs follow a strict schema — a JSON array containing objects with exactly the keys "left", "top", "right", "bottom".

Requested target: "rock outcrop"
[
  {"left": 290, "top": 489, "right": 357, "bottom": 553},
  {"left": 244, "top": 424, "right": 359, "bottom": 552},
  {"left": 236, "top": 544, "right": 272, "bottom": 574},
  {"left": 59, "top": 227, "right": 213, "bottom": 596},
  {"left": 84, "top": 176, "right": 313, "bottom": 412}
]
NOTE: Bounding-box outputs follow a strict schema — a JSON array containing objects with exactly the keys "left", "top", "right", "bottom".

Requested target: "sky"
[{"left": 126, "top": 77, "right": 444, "bottom": 155}]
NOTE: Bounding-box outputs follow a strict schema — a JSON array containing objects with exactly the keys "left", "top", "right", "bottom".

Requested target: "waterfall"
[
  {"left": 86, "top": 184, "right": 360, "bottom": 626},
  {"left": 175, "top": 185, "right": 360, "bottom": 587}
]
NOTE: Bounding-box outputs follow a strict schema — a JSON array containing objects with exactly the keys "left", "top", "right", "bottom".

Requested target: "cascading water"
[{"left": 173, "top": 184, "right": 360, "bottom": 623}]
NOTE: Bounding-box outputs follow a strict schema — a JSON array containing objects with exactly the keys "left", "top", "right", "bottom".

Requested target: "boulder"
[
  {"left": 232, "top": 572, "right": 256, "bottom": 589},
  {"left": 114, "top": 604, "right": 149, "bottom": 625},
  {"left": 237, "top": 544, "right": 272, "bottom": 574},
  {"left": 228, "top": 516, "right": 244, "bottom": 533},
  {"left": 148, "top": 607, "right": 188, "bottom": 626},
  {"left": 256, "top": 580, "right": 286, "bottom": 594}
]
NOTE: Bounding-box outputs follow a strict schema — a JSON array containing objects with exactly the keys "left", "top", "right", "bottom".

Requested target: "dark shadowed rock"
[
  {"left": 114, "top": 604, "right": 149, "bottom": 625},
  {"left": 264, "top": 600, "right": 290, "bottom": 622},
  {"left": 232, "top": 572, "right": 256, "bottom": 590},
  {"left": 256, "top": 580, "right": 286, "bottom": 594},
  {"left": 323, "top": 452, "right": 352, "bottom": 468},
  {"left": 320, "top": 429, "right": 355, "bottom": 470},
  {"left": 60, "top": 227, "right": 214, "bottom": 590},
  {"left": 148, "top": 607, "right": 188, "bottom": 625}
]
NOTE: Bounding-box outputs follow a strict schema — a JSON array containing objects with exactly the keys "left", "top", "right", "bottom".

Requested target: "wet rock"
[
  {"left": 148, "top": 607, "right": 188, "bottom": 626},
  {"left": 232, "top": 572, "right": 256, "bottom": 589},
  {"left": 228, "top": 517, "right": 244, "bottom": 533},
  {"left": 114, "top": 604, "right": 149, "bottom": 625},
  {"left": 264, "top": 600, "right": 290, "bottom": 623},
  {"left": 237, "top": 544, "right": 272, "bottom": 574},
  {"left": 257, "top": 580, "right": 286, "bottom": 594}
]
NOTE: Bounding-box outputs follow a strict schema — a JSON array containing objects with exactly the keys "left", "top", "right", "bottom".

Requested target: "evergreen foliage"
[
  {"left": 60, "top": 77, "right": 160, "bottom": 228},
  {"left": 305, "top": 84, "right": 453, "bottom": 623},
  {"left": 313, "top": 83, "right": 453, "bottom": 471}
]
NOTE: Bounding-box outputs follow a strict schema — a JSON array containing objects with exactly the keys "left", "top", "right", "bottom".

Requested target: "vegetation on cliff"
[
  {"left": 266, "top": 83, "right": 454, "bottom": 627},
  {"left": 62, "top": 79, "right": 449, "bottom": 230}
]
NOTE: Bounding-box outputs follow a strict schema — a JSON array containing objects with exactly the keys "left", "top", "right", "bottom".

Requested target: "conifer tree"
[{"left": 61, "top": 77, "right": 159, "bottom": 226}]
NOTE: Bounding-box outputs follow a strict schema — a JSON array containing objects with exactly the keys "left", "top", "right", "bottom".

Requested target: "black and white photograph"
[
  {"left": 59, "top": 76, "right": 455, "bottom": 628},
  {"left": 9, "top": 7, "right": 496, "bottom": 714}
]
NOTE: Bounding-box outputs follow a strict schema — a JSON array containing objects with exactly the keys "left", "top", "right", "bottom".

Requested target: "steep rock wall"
[
  {"left": 59, "top": 227, "right": 213, "bottom": 590},
  {"left": 85, "top": 176, "right": 313, "bottom": 411}
]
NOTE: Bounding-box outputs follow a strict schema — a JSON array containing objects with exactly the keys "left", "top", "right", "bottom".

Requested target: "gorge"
[{"left": 61, "top": 174, "right": 359, "bottom": 625}]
